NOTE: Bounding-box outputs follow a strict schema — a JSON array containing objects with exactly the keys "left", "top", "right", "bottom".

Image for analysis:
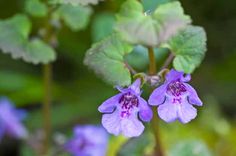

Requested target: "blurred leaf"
[
  {"left": 169, "top": 140, "right": 212, "bottom": 156},
  {"left": 24, "top": 0, "right": 48, "bottom": 17},
  {"left": 91, "top": 12, "right": 116, "bottom": 42},
  {"left": 107, "top": 136, "right": 128, "bottom": 156},
  {"left": 55, "top": 4, "right": 92, "bottom": 31},
  {"left": 84, "top": 34, "right": 133, "bottom": 86},
  {"left": 117, "top": 133, "right": 152, "bottom": 156},
  {"left": 0, "top": 70, "right": 43, "bottom": 106},
  {"left": 24, "top": 39, "right": 56, "bottom": 64},
  {"left": 0, "top": 14, "right": 56, "bottom": 64},
  {"left": 153, "top": 1, "right": 191, "bottom": 43},
  {"left": 49, "top": 0, "right": 102, "bottom": 6},
  {"left": 116, "top": 1, "right": 191, "bottom": 47},
  {"left": 165, "top": 26, "right": 207, "bottom": 73},
  {"left": 0, "top": 14, "right": 31, "bottom": 59},
  {"left": 142, "top": 0, "right": 173, "bottom": 11},
  {"left": 116, "top": 0, "right": 159, "bottom": 46}
]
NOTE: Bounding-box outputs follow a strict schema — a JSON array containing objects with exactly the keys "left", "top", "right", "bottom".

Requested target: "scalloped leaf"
[
  {"left": 153, "top": 1, "right": 191, "bottom": 42},
  {"left": 55, "top": 4, "right": 92, "bottom": 31},
  {"left": 115, "top": 0, "right": 191, "bottom": 47},
  {"left": 115, "top": 0, "right": 160, "bottom": 46},
  {"left": 165, "top": 26, "right": 207, "bottom": 73},
  {"left": 24, "top": 39, "right": 56, "bottom": 64},
  {"left": 0, "top": 14, "right": 56, "bottom": 64},
  {"left": 84, "top": 34, "right": 133, "bottom": 86}
]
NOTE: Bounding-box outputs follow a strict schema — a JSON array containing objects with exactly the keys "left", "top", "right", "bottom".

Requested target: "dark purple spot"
[
  {"left": 167, "top": 79, "right": 187, "bottom": 97},
  {"left": 119, "top": 92, "right": 139, "bottom": 118}
]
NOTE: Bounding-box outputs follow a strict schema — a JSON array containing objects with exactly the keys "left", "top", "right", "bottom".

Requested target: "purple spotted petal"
[
  {"left": 129, "top": 78, "right": 141, "bottom": 95},
  {"left": 166, "top": 69, "right": 184, "bottom": 82},
  {"left": 98, "top": 93, "right": 121, "bottom": 113},
  {"left": 138, "top": 97, "right": 153, "bottom": 122},
  {"left": 158, "top": 102, "right": 178, "bottom": 123},
  {"left": 148, "top": 84, "right": 167, "bottom": 106},
  {"left": 177, "top": 103, "right": 197, "bottom": 123},
  {"left": 120, "top": 114, "right": 144, "bottom": 137},
  {"left": 102, "top": 109, "right": 121, "bottom": 136},
  {"left": 184, "top": 83, "right": 203, "bottom": 106}
]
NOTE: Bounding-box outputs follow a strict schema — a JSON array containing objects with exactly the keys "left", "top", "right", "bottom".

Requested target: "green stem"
[
  {"left": 147, "top": 47, "right": 164, "bottom": 156},
  {"left": 42, "top": 63, "right": 52, "bottom": 154},
  {"left": 41, "top": 5, "right": 56, "bottom": 155}
]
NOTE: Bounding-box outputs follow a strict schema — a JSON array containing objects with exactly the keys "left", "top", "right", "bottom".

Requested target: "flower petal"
[
  {"left": 177, "top": 103, "right": 197, "bottom": 124},
  {"left": 121, "top": 114, "right": 144, "bottom": 137},
  {"left": 98, "top": 93, "right": 121, "bottom": 113},
  {"left": 129, "top": 78, "right": 141, "bottom": 95},
  {"left": 181, "top": 74, "right": 191, "bottom": 82},
  {"left": 101, "top": 109, "right": 121, "bottom": 136},
  {"left": 157, "top": 100, "right": 178, "bottom": 123},
  {"left": 138, "top": 97, "right": 153, "bottom": 122},
  {"left": 148, "top": 84, "right": 166, "bottom": 106},
  {"left": 184, "top": 83, "right": 203, "bottom": 106},
  {"left": 0, "top": 120, "right": 6, "bottom": 140},
  {"left": 166, "top": 69, "right": 184, "bottom": 82}
]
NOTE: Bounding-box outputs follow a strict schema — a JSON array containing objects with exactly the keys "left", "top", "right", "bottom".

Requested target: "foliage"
[{"left": 0, "top": 0, "right": 235, "bottom": 156}]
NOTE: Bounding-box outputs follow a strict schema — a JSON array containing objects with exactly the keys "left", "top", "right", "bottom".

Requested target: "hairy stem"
[{"left": 147, "top": 47, "right": 164, "bottom": 156}]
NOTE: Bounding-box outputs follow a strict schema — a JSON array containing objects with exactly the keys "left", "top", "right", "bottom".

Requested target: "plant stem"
[
  {"left": 42, "top": 63, "right": 52, "bottom": 154},
  {"left": 161, "top": 53, "right": 174, "bottom": 70},
  {"left": 41, "top": 5, "right": 55, "bottom": 155},
  {"left": 147, "top": 47, "right": 164, "bottom": 156},
  {"left": 148, "top": 47, "right": 156, "bottom": 75}
]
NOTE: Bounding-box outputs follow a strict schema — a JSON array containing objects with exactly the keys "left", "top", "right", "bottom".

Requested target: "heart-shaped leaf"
[
  {"left": 165, "top": 26, "right": 207, "bottom": 73},
  {"left": 84, "top": 34, "right": 133, "bottom": 86}
]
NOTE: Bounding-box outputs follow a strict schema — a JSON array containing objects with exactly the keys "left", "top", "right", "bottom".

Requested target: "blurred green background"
[{"left": 0, "top": 0, "right": 235, "bottom": 156}]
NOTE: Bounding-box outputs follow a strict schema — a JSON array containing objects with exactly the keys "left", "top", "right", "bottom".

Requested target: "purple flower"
[
  {"left": 0, "top": 97, "right": 28, "bottom": 140},
  {"left": 98, "top": 79, "right": 153, "bottom": 137},
  {"left": 148, "top": 69, "right": 203, "bottom": 123},
  {"left": 64, "top": 125, "right": 108, "bottom": 156}
]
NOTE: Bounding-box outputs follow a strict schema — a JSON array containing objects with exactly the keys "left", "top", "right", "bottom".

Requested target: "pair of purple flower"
[{"left": 99, "top": 69, "right": 203, "bottom": 137}]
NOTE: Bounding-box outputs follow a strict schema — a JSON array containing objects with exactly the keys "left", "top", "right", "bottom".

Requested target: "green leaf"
[
  {"left": 91, "top": 13, "right": 116, "bottom": 42},
  {"left": 142, "top": 0, "right": 173, "bottom": 11},
  {"left": 0, "top": 14, "right": 31, "bottom": 59},
  {"left": 55, "top": 4, "right": 92, "bottom": 31},
  {"left": 153, "top": 1, "right": 191, "bottom": 43},
  {"left": 0, "top": 14, "right": 56, "bottom": 64},
  {"left": 115, "top": 0, "right": 160, "bottom": 46},
  {"left": 25, "top": 0, "right": 48, "bottom": 17},
  {"left": 24, "top": 39, "right": 56, "bottom": 64},
  {"left": 165, "top": 26, "right": 207, "bottom": 73},
  {"left": 115, "top": 0, "right": 191, "bottom": 46},
  {"left": 84, "top": 34, "right": 133, "bottom": 86},
  {"left": 169, "top": 140, "right": 212, "bottom": 156},
  {"left": 117, "top": 133, "right": 153, "bottom": 156},
  {"left": 49, "top": 0, "right": 102, "bottom": 6}
]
